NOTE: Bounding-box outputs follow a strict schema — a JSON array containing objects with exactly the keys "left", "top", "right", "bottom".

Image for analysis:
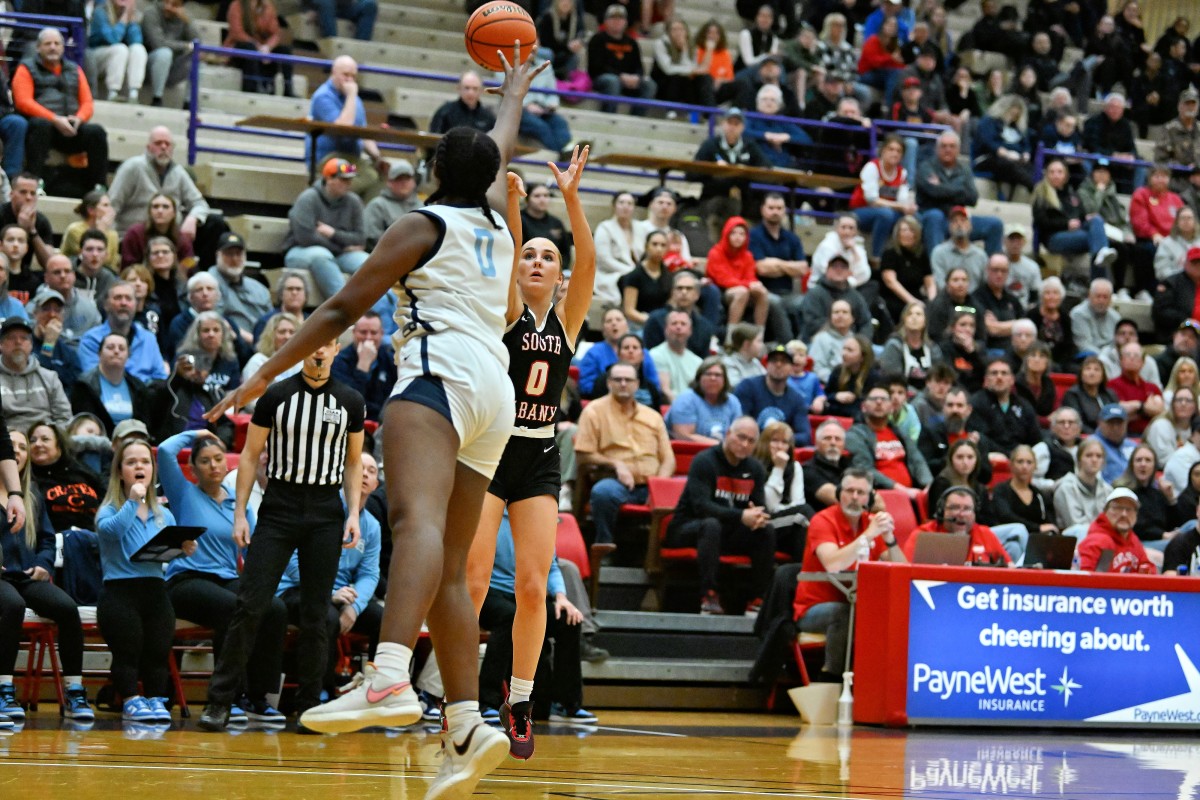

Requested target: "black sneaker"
[
  {"left": 244, "top": 698, "right": 286, "bottom": 724},
  {"left": 197, "top": 702, "right": 230, "bottom": 732},
  {"left": 499, "top": 699, "right": 535, "bottom": 760},
  {"left": 581, "top": 636, "right": 610, "bottom": 663}
]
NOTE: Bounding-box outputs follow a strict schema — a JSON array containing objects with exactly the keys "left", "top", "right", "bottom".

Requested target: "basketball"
[{"left": 464, "top": 1, "right": 536, "bottom": 73}]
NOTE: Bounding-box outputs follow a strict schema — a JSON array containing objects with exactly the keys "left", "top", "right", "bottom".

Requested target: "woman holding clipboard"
[
  {"left": 158, "top": 430, "right": 288, "bottom": 725},
  {"left": 96, "top": 437, "right": 196, "bottom": 725}
]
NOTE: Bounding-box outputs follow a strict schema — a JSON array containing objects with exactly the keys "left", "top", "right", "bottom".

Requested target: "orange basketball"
[{"left": 465, "top": 2, "right": 536, "bottom": 72}]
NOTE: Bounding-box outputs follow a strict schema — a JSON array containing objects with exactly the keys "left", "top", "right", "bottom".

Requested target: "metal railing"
[
  {"left": 183, "top": 42, "right": 890, "bottom": 206},
  {"left": 0, "top": 12, "right": 86, "bottom": 63}
]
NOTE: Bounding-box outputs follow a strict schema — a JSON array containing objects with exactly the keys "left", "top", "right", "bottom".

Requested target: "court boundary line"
[{"left": 0, "top": 758, "right": 885, "bottom": 798}]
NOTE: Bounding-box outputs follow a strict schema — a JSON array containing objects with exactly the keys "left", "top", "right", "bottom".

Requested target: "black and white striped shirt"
[{"left": 251, "top": 374, "right": 366, "bottom": 486}]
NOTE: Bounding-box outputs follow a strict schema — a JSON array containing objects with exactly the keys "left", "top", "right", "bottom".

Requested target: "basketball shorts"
[
  {"left": 389, "top": 330, "right": 515, "bottom": 479},
  {"left": 488, "top": 434, "right": 561, "bottom": 503}
]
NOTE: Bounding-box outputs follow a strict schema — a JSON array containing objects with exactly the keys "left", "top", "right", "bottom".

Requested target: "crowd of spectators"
[{"left": 4, "top": 0, "right": 1200, "bottom": 731}]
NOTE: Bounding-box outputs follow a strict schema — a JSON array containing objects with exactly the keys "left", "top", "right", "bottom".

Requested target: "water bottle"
[
  {"left": 856, "top": 536, "right": 870, "bottom": 565},
  {"left": 970, "top": 544, "right": 986, "bottom": 566},
  {"left": 837, "top": 671, "right": 855, "bottom": 726}
]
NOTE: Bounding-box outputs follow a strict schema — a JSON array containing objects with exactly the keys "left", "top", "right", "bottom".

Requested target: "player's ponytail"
[{"left": 426, "top": 126, "right": 502, "bottom": 230}]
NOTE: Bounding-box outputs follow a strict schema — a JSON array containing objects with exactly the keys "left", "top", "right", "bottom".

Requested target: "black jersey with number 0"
[{"left": 506, "top": 305, "right": 573, "bottom": 430}]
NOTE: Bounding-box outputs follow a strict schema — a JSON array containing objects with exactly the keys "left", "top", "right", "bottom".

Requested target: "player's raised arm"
[
  {"left": 552, "top": 145, "right": 594, "bottom": 342},
  {"left": 504, "top": 171, "right": 526, "bottom": 325},
  {"left": 485, "top": 43, "right": 548, "bottom": 212}
]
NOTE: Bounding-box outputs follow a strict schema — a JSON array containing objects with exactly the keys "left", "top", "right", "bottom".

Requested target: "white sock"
[
  {"left": 444, "top": 700, "right": 483, "bottom": 740},
  {"left": 508, "top": 676, "right": 534, "bottom": 705},
  {"left": 65, "top": 676, "right": 83, "bottom": 689},
  {"left": 0, "top": 675, "right": 12, "bottom": 685},
  {"left": 372, "top": 643, "right": 413, "bottom": 681}
]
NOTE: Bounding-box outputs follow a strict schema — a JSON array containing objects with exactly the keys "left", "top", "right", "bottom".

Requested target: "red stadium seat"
[
  {"left": 555, "top": 512, "right": 590, "bottom": 580},
  {"left": 231, "top": 413, "right": 252, "bottom": 452},
  {"left": 1050, "top": 373, "right": 1076, "bottom": 406},
  {"left": 795, "top": 447, "right": 815, "bottom": 464},
  {"left": 988, "top": 454, "right": 1011, "bottom": 489},
  {"left": 809, "top": 414, "right": 853, "bottom": 431},
  {"left": 915, "top": 489, "right": 929, "bottom": 523},
  {"left": 878, "top": 489, "right": 918, "bottom": 549},
  {"left": 670, "top": 439, "right": 708, "bottom": 475}
]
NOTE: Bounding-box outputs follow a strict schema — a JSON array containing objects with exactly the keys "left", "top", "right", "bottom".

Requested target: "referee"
[{"left": 199, "top": 337, "right": 365, "bottom": 731}]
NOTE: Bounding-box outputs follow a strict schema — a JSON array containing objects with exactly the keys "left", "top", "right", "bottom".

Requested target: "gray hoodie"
[
  {"left": 0, "top": 355, "right": 72, "bottom": 430},
  {"left": 363, "top": 188, "right": 422, "bottom": 249},
  {"left": 282, "top": 182, "right": 366, "bottom": 255}
]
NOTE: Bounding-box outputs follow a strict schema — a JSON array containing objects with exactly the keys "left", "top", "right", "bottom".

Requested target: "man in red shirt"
[
  {"left": 845, "top": 385, "right": 932, "bottom": 499},
  {"left": 1107, "top": 341, "right": 1164, "bottom": 435},
  {"left": 904, "top": 486, "right": 1011, "bottom": 565},
  {"left": 11, "top": 28, "right": 108, "bottom": 195},
  {"left": 1077, "top": 488, "right": 1156, "bottom": 573},
  {"left": 794, "top": 469, "right": 905, "bottom": 680}
]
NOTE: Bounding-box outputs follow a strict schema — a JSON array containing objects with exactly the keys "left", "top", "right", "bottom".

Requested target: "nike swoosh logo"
[
  {"left": 453, "top": 724, "right": 477, "bottom": 756},
  {"left": 365, "top": 681, "right": 410, "bottom": 704},
  {"left": 543, "top": 445, "right": 554, "bottom": 453}
]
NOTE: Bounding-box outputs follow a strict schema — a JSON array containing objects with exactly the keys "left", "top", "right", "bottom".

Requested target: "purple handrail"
[{"left": 0, "top": 12, "right": 86, "bottom": 63}]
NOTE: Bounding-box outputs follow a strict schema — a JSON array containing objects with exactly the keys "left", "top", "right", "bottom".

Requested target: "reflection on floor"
[{"left": 1, "top": 710, "right": 1197, "bottom": 798}]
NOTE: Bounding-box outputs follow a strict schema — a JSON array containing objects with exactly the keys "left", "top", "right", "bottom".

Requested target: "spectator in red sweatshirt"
[
  {"left": 857, "top": 15, "right": 906, "bottom": 111},
  {"left": 706, "top": 216, "right": 769, "bottom": 329},
  {"left": 11, "top": 28, "right": 108, "bottom": 196},
  {"left": 1130, "top": 165, "right": 1186, "bottom": 294},
  {"left": 1077, "top": 487, "right": 1157, "bottom": 573}
]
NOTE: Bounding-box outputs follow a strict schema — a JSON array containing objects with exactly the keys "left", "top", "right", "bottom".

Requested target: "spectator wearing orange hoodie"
[
  {"left": 706, "top": 216, "right": 769, "bottom": 329},
  {"left": 1077, "top": 487, "right": 1156, "bottom": 573}
]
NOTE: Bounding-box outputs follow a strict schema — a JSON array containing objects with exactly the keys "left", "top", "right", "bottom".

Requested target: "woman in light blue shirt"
[
  {"left": 96, "top": 437, "right": 193, "bottom": 725},
  {"left": 665, "top": 356, "right": 743, "bottom": 444},
  {"left": 159, "top": 430, "right": 287, "bottom": 724}
]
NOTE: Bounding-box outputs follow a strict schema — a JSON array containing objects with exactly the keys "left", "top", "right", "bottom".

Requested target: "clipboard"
[{"left": 131, "top": 525, "right": 207, "bottom": 563}]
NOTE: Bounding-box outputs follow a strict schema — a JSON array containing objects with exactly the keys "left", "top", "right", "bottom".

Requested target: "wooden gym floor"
[{"left": 1, "top": 709, "right": 1197, "bottom": 798}]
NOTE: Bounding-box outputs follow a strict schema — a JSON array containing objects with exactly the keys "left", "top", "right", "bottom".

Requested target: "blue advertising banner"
[
  {"left": 903, "top": 733, "right": 1200, "bottom": 797},
  {"left": 906, "top": 580, "right": 1200, "bottom": 725}
]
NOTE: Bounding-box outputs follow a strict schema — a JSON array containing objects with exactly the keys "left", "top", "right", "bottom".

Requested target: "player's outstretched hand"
[
  {"left": 488, "top": 40, "right": 548, "bottom": 98},
  {"left": 506, "top": 170, "right": 526, "bottom": 200},
  {"left": 549, "top": 144, "right": 589, "bottom": 197},
  {"left": 205, "top": 371, "right": 270, "bottom": 422}
]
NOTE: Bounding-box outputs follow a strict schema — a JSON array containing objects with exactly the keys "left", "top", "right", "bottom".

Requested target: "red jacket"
[
  {"left": 904, "top": 520, "right": 1012, "bottom": 564},
  {"left": 1129, "top": 187, "right": 1184, "bottom": 240},
  {"left": 705, "top": 216, "right": 758, "bottom": 289},
  {"left": 1079, "top": 513, "right": 1152, "bottom": 573},
  {"left": 858, "top": 35, "right": 905, "bottom": 74}
]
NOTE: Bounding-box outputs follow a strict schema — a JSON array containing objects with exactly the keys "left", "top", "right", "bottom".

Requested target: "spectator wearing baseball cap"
[
  {"left": 208, "top": 232, "right": 272, "bottom": 339},
  {"left": 733, "top": 344, "right": 813, "bottom": 447},
  {"left": 0, "top": 316, "right": 72, "bottom": 430},
  {"left": 1155, "top": 318, "right": 1200, "bottom": 382},
  {"left": 29, "top": 289, "right": 81, "bottom": 392},
  {"left": 691, "top": 107, "right": 769, "bottom": 225},
  {"left": 1152, "top": 244, "right": 1200, "bottom": 340},
  {"left": 363, "top": 160, "right": 422, "bottom": 250},
  {"left": 1094, "top": 403, "right": 1137, "bottom": 484},
  {"left": 1077, "top": 487, "right": 1156, "bottom": 573},
  {"left": 1154, "top": 87, "right": 1200, "bottom": 194},
  {"left": 1000, "top": 224, "right": 1042, "bottom": 310},
  {"left": 587, "top": 6, "right": 657, "bottom": 115},
  {"left": 282, "top": 158, "right": 368, "bottom": 300}
]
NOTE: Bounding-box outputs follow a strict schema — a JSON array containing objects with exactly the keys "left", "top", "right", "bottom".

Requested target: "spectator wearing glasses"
[
  {"left": 575, "top": 362, "right": 674, "bottom": 546},
  {"left": 665, "top": 416, "right": 774, "bottom": 616},
  {"left": 846, "top": 384, "right": 931, "bottom": 498}
]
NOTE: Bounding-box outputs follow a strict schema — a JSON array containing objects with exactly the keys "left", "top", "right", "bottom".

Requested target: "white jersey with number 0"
[{"left": 392, "top": 204, "right": 514, "bottom": 368}]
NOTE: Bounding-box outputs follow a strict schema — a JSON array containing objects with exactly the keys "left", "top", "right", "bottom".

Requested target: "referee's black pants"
[{"left": 208, "top": 481, "right": 344, "bottom": 711}]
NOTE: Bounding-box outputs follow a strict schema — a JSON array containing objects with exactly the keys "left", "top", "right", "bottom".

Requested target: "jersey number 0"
[
  {"left": 473, "top": 228, "right": 497, "bottom": 277},
  {"left": 525, "top": 360, "right": 550, "bottom": 396}
]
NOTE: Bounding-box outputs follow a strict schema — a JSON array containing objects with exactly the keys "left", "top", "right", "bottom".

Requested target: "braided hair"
[{"left": 425, "top": 126, "right": 502, "bottom": 230}]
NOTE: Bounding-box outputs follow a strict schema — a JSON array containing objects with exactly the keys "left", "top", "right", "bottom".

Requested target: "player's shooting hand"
[
  {"left": 489, "top": 40, "right": 549, "bottom": 97},
  {"left": 548, "top": 145, "right": 589, "bottom": 197}
]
